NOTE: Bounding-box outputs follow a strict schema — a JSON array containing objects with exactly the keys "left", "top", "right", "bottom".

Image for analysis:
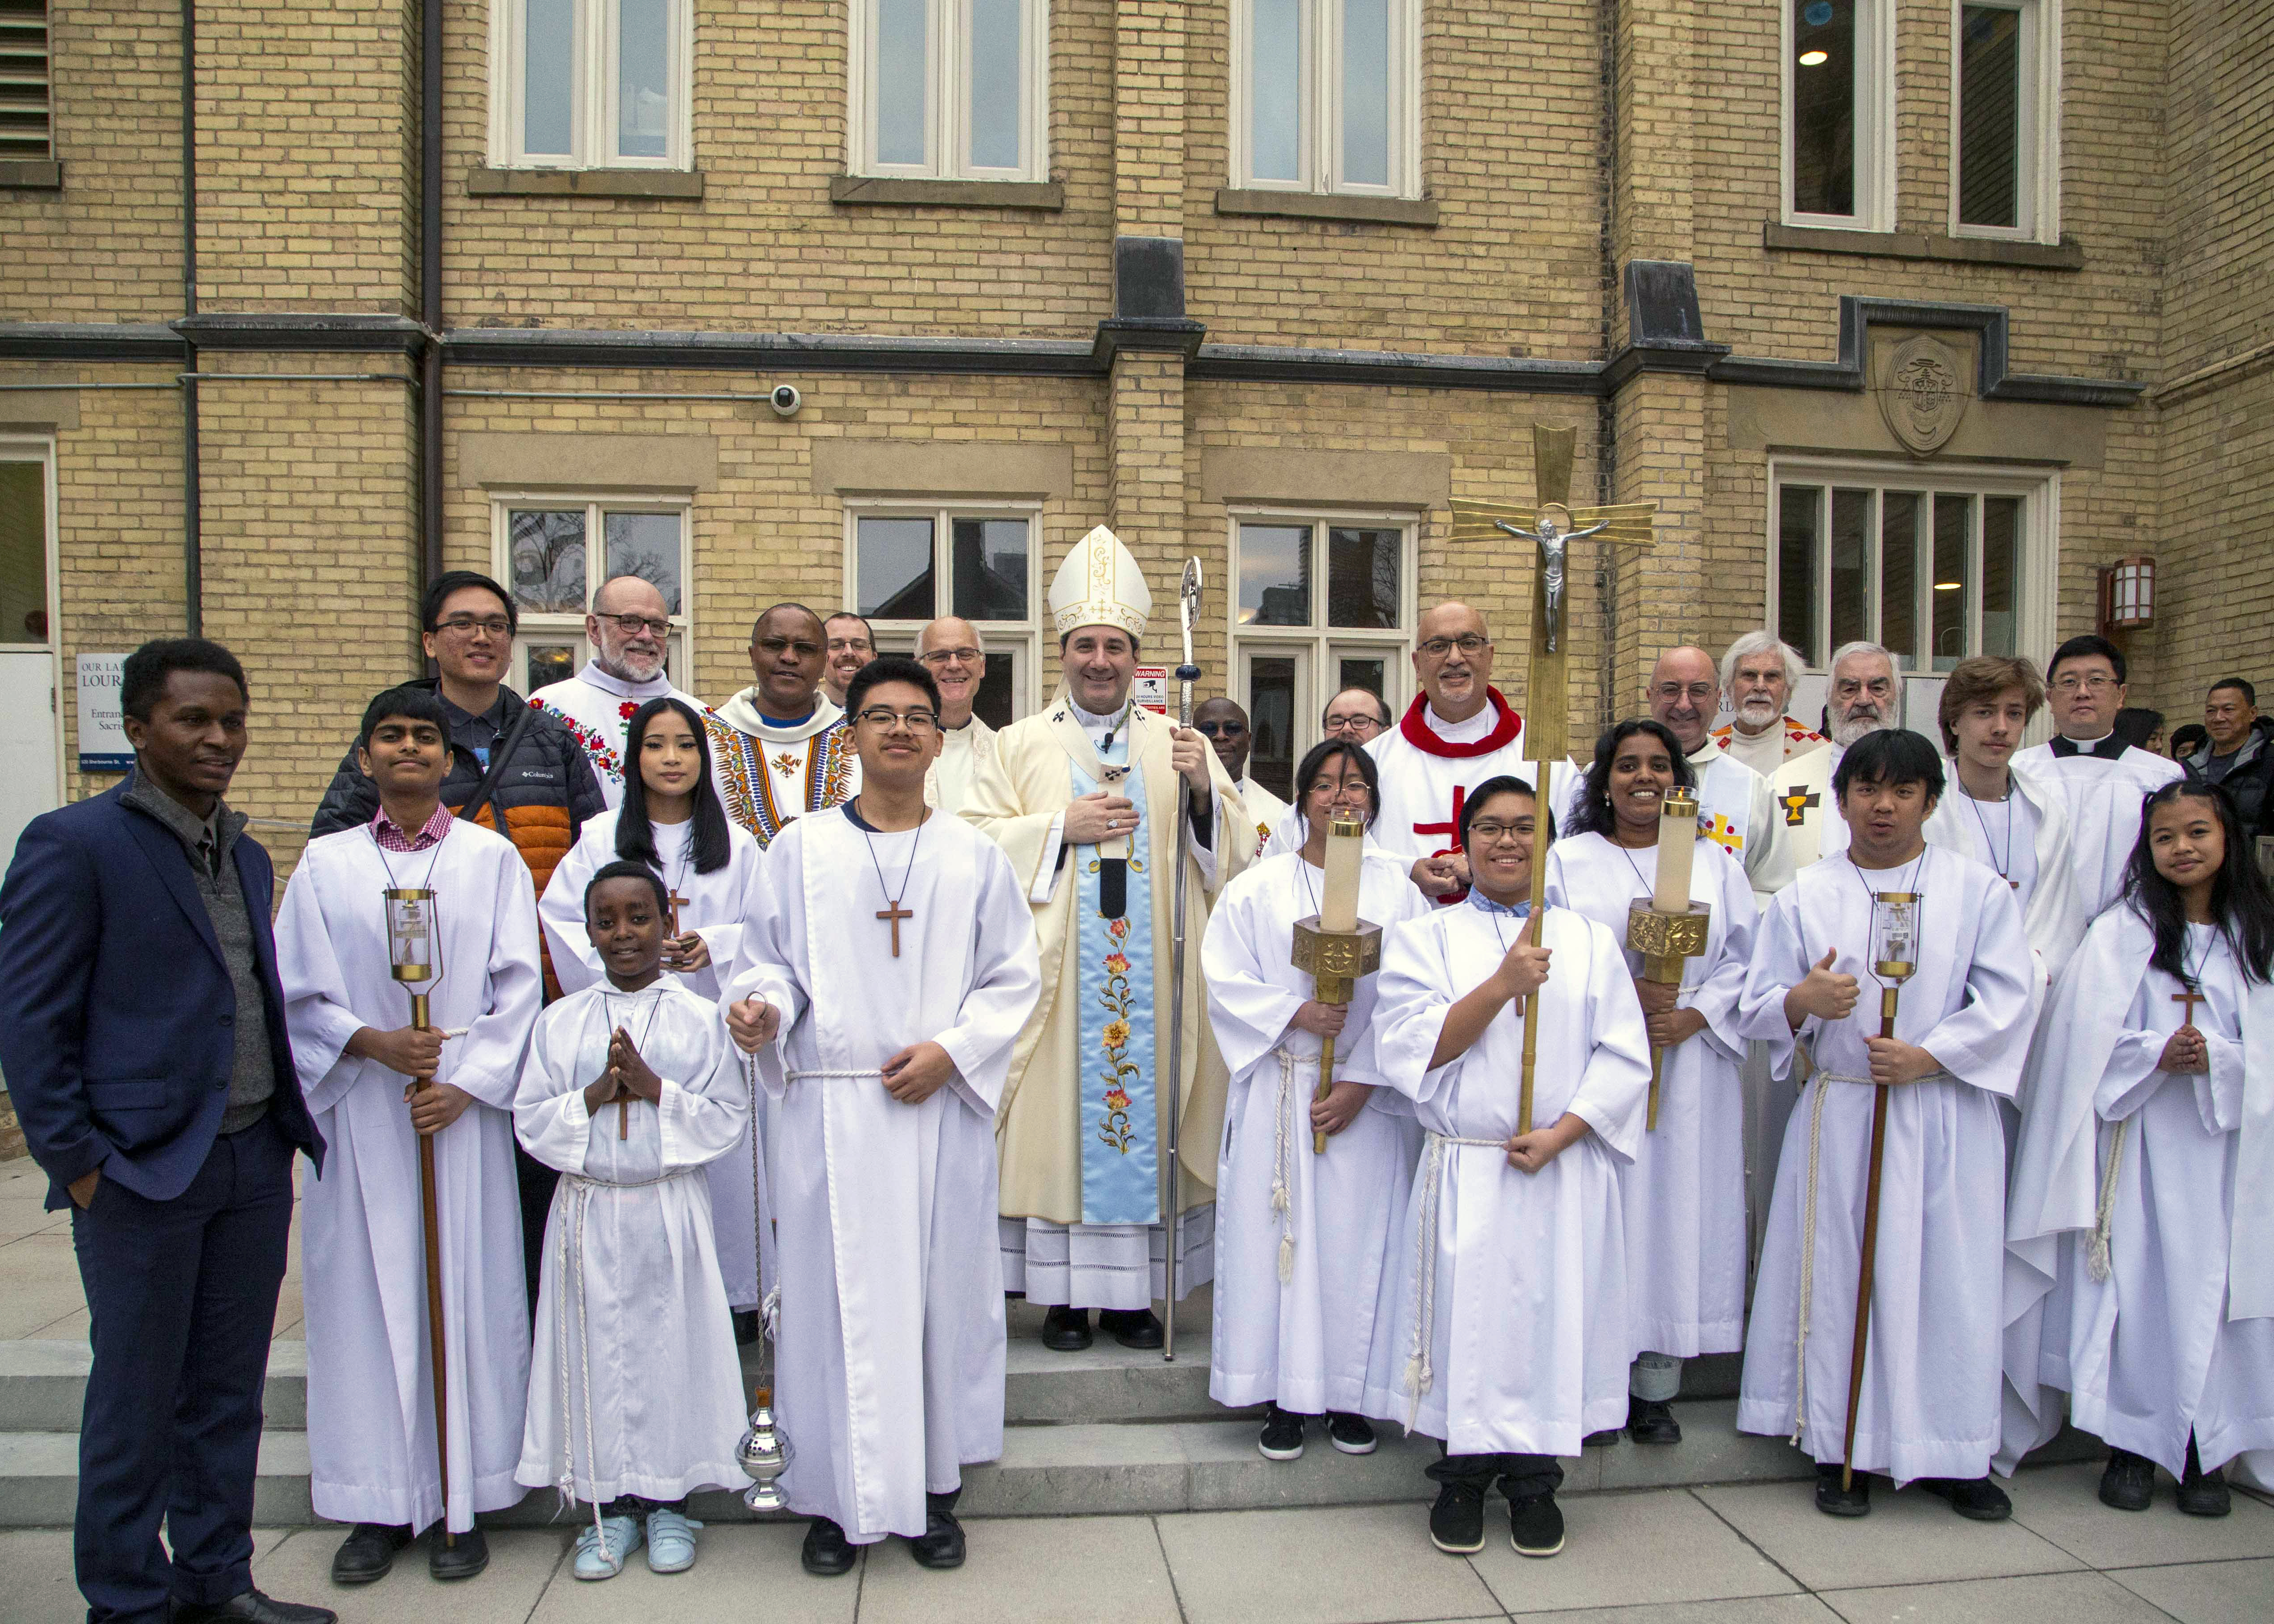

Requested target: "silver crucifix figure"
[{"left": 1494, "top": 509, "right": 1608, "bottom": 654}]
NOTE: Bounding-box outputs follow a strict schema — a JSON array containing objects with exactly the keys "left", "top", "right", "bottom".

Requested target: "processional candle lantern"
[
  {"left": 1624, "top": 789, "right": 1712, "bottom": 1131},
  {"left": 1291, "top": 817, "right": 1382, "bottom": 1154},
  {"left": 1840, "top": 887, "right": 1922, "bottom": 1492}
]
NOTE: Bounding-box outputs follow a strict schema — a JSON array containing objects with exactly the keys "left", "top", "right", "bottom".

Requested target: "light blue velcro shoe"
[
  {"left": 645, "top": 1509, "right": 702, "bottom": 1573},
  {"left": 573, "top": 1513, "right": 643, "bottom": 1579}
]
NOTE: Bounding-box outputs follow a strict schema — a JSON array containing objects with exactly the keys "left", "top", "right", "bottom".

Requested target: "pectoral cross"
[
  {"left": 2173, "top": 981, "right": 2207, "bottom": 1028},
  {"left": 877, "top": 899, "right": 913, "bottom": 957},
  {"left": 1414, "top": 785, "right": 1467, "bottom": 853}
]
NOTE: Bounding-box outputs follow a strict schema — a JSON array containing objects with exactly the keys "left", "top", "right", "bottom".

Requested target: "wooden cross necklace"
[
  {"left": 854, "top": 795, "right": 928, "bottom": 956},
  {"left": 2173, "top": 927, "right": 2214, "bottom": 1029}
]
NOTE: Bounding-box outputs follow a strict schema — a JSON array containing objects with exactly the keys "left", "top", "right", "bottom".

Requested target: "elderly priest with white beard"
[{"left": 963, "top": 525, "right": 1257, "bottom": 1352}]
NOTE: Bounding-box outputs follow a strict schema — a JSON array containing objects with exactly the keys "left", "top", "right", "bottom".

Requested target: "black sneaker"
[
  {"left": 1429, "top": 1480, "right": 1486, "bottom": 1555},
  {"left": 801, "top": 1517, "right": 856, "bottom": 1576},
  {"left": 1626, "top": 1395, "right": 1682, "bottom": 1445},
  {"left": 2099, "top": 1449, "right": 2156, "bottom": 1512},
  {"left": 1918, "top": 1476, "right": 2012, "bottom": 1521},
  {"left": 2177, "top": 1456, "right": 2231, "bottom": 1518},
  {"left": 1509, "top": 1493, "right": 1565, "bottom": 1558},
  {"left": 1327, "top": 1412, "right": 1377, "bottom": 1455},
  {"left": 1258, "top": 1406, "right": 1308, "bottom": 1461},
  {"left": 1815, "top": 1461, "right": 1871, "bottom": 1517}
]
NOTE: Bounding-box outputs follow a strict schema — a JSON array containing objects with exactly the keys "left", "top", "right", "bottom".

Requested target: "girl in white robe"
[
  {"left": 279, "top": 786, "right": 543, "bottom": 1547},
  {"left": 1204, "top": 740, "right": 1430, "bottom": 1459},
  {"left": 538, "top": 696, "right": 772, "bottom": 1315},
  {"left": 1546, "top": 720, "right": 1758, "bottom": 1443},
  {"left": 1365, "top": 775, "right": 1652, "bottom": 1559},
  {"left": 1735, "top": 734, "right": 2033, "bottom": 1512},
  {"left": 2003, "top": 781, "right": 2274, "bottom": 1513},
  {"left": 514, "top": 863, "right": 751, "bottom": 1577}
]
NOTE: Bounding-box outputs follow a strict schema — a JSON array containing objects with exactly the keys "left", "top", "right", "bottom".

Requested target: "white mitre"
[{"left": 1049, "top": 524, "right": 1152, "bottom": 640}]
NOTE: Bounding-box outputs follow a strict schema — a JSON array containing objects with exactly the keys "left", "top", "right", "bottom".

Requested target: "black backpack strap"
[{"left": 456, "top": 699, "right": 538, "bottom": 828}]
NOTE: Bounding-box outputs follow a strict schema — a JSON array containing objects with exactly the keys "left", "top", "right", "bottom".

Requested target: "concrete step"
[{"left": 0, "top": 1401, "right": 2104, "bottom": 1530}]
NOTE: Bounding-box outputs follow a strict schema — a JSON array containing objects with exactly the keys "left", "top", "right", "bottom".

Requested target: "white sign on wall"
[{"left": 75, "top": 653, "right": 133, "bottom": 772}]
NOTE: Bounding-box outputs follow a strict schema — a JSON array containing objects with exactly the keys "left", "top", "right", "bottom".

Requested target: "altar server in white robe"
[
  {"left": 2002, "top": 781, "right": 2274, "bottom": 1515},
  {"left": 1735, "top": 730, "right": 2034, "bottom": 1519},
  {"left": 1206, "top": 739, "right": 1430, "bottom": 1462},
  {"left": 514, "top": 863, "right": 749, "bottom": 1580},
  {"left": 1546, "top": 720, "right": 1758, "bottom": 1447},
  {"left": 278, "top": 686, "right": 542, "bottom": 1580},
  {"left": 540, "top": 697, "right": 771, "bottom": 1321},
  {"left": 1922, "top": 658, "right": 2087, "bottom": 1015},
  {"left": 2014, "top": 635, "right": 2183, "bottom": 919},
  {"left": 1367, "top": 776, "right": 1651, "bottom": 1561},
  {"left": 728, "top": 657, "right": 1042, "bottom": 1577}
]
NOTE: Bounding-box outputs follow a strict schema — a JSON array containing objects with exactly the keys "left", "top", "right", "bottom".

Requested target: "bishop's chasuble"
[
  {"left": 963, "top": 690, "right": 1257, "bottom": 1252},
  {"left": 703, "top": 687, "right": 859, "bottom": 849}
]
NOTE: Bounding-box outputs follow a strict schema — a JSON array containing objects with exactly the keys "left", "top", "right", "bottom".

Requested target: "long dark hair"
[
  {"left": 1568, "top": 719, "right": 1695, "bottom": 839},
  {"left": 1290, "top": 739, "right": 1381, "bottom": 837},
  {"left": 617, "top": 697, "right": 733, "bottom": 875},
  {"left": 2122, "top": 780, "right": 2274, "bottom": 985}
]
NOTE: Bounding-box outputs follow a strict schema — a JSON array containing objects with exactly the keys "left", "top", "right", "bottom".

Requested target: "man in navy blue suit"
[{"left": 0, "top": 639, "right": 332, "bottom": 1624}]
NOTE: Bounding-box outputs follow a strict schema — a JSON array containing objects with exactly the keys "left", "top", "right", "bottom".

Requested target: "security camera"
[{"left": 768, "top": 384, "right": 802, "bottom": 418}]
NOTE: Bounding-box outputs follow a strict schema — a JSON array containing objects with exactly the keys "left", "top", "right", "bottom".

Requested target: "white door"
[{"left": 0, "top": 450, "right": 59, "bottom": 869}]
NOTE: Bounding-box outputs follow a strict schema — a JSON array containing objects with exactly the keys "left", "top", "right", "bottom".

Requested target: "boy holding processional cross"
[
  {"left": 514, "top": 860, "right": 751, "bottom": 1579},
  {"left": 277, "top": 685, "right": 543, "bottom": 1582},
  {"left": 1734, "top": 729, "right": 2033, "bottom": 1519}
]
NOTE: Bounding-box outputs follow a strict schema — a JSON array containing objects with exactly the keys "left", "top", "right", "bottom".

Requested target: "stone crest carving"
[{"left": 1877, "top": 332, "right": 1969, "bottom": 457}]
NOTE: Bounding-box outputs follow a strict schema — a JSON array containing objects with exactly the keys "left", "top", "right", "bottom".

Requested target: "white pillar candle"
[
  {"left": 1320, "top": 816, "right": 1363, "bottom": 933},
  {"left": 1653, "top": 791, "right": 1696, "bottom": 913}
]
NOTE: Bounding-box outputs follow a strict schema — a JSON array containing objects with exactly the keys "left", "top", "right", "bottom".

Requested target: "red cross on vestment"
[{"left": 1413, "top": 784, "right": 1467, "bottom": 853}]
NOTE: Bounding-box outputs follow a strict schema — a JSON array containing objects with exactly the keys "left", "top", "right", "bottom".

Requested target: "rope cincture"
[
  {"left": 1271, "top": 1048, "right": 1295, "bottom": 1283},
  {"left": 1400, "top": 1130, "right": 1506, "bottom": 1430},
  {"left": 2090, "top": 1121, "right": 2128, "bottom": 1283}
]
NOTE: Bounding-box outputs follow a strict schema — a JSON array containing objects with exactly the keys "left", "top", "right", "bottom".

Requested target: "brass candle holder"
[
  {"left": 1625, "top": 897, "right": 1712, "bottom": 1131},
  {"left": 1290, "top": 915, "right": 1383, "bottom": 1153}
]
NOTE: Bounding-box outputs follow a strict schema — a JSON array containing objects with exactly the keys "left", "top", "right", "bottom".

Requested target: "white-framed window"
[
  {"left": 1950, "top": 0, "right": 2058, "bottom": 241},
  {"left": 489, "top": 0, "right": 694, "bottom": 170},
  {"left": 1768, "top": 459, "right": 2053, "bottom": 681},
  {"left": 493, "top": 495, "right": 692, "bottom": 693},
  {"left": 0, "top": 3, "right": 53, "bottom": 163},
  {"left": 1231, "top": 511, "right": 1414, "bottom": 801},
  {"left": 1230, "top": 0, "right": 1421, "bottom": 199},
  {"left": 1783, "top": 0, "right": 1894, "bottom": 231},
  {"left": 0, "top": 434, "right": 63, "bottom": 841},
  {"left": 845, "top": 503, "right": 1042, "bottom": 727},
  {"left": 848, "top": 0, "right": 1049, "bottom": 181}
]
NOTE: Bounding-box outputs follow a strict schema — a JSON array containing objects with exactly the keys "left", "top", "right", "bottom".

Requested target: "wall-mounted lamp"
[{"left": 2098, "top": 555, "right": 2155, "bottom": 632}]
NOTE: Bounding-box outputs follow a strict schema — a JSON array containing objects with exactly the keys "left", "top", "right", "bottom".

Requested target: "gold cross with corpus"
[{"left": 877, "top": 899, "right": 913, "bottom": 957}]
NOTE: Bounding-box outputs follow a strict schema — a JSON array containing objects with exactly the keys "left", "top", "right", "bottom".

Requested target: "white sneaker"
[{"left": 573, "top": 1514, "right": 643, "bottom": 1580}]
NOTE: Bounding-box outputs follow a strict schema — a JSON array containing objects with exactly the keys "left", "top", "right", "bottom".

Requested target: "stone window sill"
[
  {"left": 1215, "top": 188, "right": 1438, "bottom": 227},
  {"left": 1763, "top": 221, "right": 2082, "bottom": 270},
  {"left": 0, "top": 161, "right": 62, "bottom": 191},
  {"left": 468, "top": 167, "right": 704, "bottom": 199},
  {"left": 828, "top": 175, "right": 1064, "bottom": 210}
]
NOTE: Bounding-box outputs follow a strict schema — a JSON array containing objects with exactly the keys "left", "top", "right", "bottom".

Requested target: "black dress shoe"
[
  {"left": 1918, "top": 1475, "right": 2012, "bottom": 1521},
  {"left": 171, "top": 1590, "right": 337, "bottom": 1624},
  {"left": 801, "top": 1516, "right": 857, "bottom": 1576},
  {"left": 1626, "top": 1396, "right": 1682, "bottom": 1445},
  {"left": 1099, "top": 1308, "right": 1163, "bottom": 1349},
  {"left": 908, "top": 1492, "right": 966, "bottom": 1570},
  {"left": 329, "top": 1522, "right": 411, "bottom": 1584},
  {"left": 734, "top": 1309, "right": 761, "bottom": 1345},
  {"left": 2177, "top": 1450, "right": 2231, "bottom": 1518},
  {"left": 1040, "top": 1305, "right": 1092, "bottom": 1351},
  {"left": 1815, "top": 1461, "right": 1871, "bottom": 1517},
  {"left": 1583, "top": 1428, "right": 1624, "bottom": 1448},
  {"left": 427, "top": 1525, "right": 490, "bottom": 1581},
  {"left": 2099, "top": 1449, "right": 2156, "bottom": 1511}
]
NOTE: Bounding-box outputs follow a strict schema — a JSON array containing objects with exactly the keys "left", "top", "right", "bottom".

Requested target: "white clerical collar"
[
  {"left": 2064, "top": 732, "right": 2114, "bottom": 750},
  {"left": 577, "top": 659, "right": 675, "bottom": 701},
  {"left": 1423, "top": 702, "right": 1495, "bottom": 745}
]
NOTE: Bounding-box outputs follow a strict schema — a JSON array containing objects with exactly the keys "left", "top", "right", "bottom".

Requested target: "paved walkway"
[{"left": 2, "top": 1468, "right": 2270, "bottom": 1623}]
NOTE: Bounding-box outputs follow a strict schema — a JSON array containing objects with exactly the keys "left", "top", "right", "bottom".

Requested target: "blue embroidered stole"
[{"left": 1071, "top": 738, "right": 1160, "bottom": 1226}]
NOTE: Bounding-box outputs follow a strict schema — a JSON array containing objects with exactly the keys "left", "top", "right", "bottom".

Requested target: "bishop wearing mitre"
[{"left": 963, "top": 526, "right": 1258, "bottom": 1352}]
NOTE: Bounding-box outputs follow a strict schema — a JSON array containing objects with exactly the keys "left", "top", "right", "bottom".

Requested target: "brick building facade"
[{"left": 0, "top": 0, "right": 2265, "bottom": 863}]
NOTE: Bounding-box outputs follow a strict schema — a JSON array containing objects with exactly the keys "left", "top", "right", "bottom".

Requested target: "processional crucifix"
[{"left": 1451, "top": 425, "right": 1657, "bottom": 1132}]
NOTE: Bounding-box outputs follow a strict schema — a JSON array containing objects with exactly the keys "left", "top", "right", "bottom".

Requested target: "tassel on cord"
[{"left": 2090, "top": 1121, "right": 2127, "bottom": 1283}]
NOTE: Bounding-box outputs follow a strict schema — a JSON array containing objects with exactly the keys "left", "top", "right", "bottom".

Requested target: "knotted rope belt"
[{"left": 1400, "top": 1130, "right": 1509, "bottom": 1428}]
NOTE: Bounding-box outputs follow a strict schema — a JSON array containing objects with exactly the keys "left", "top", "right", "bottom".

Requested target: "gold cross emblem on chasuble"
[
  {"left": 770, "top": 751, "right": 801, "bottom": 779},
  {"left": 1705, "top": 815, "right": 1744, "bottom": 854},
  {"left": 1780, "top": 789, "right": 1821, "bottom": 827}
]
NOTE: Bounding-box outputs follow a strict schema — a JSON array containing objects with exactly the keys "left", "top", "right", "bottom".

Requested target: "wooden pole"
[
  {"left": 1840, "top": 988, "right": 1898, "bottom": 1492},
  {"left": 409, "top": 991, "right": 455, "bottom": 1547},
  {"left": 1311, "top": 1037, "right": 1336, "bottom": 1155}
]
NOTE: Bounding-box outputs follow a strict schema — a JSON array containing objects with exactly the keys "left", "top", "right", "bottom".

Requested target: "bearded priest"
[
  {"left": 962, "top": 526, "right": 1257, "bottom": 1352},
  {"left": 529, "top": 574, "right": 705, "bottom": 809}
]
